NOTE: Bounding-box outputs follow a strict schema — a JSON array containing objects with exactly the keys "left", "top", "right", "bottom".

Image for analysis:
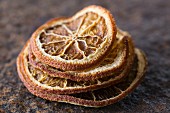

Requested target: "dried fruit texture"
[
  {"left": 16, "top": 5, "right": 147, "bottom": 107},
  {"left": 29, "top": 29, "right": 132, "bottom": 81},
  {"left": 30, "top": 5, "right": 117, "bottom": 71},
  {"left": 17, "top": 48, "right": 147, "bottom": 107},
  {"left": 16, "top": 32, "right": 134, "bottom": 94}
]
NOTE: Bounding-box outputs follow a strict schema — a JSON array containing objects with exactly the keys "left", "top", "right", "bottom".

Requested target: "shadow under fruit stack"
[{"left": 16, "top": 5, "right": 147, "bottom": 107}]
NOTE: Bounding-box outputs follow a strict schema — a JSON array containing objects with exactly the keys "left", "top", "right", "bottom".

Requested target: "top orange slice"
[{"left": 30, "top": 5, "right": 116, "bottom": 71}]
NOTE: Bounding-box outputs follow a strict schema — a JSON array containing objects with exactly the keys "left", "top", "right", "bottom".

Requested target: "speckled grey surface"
[{"left": 0, "top": 0, "right": 169, "bottom": 113}]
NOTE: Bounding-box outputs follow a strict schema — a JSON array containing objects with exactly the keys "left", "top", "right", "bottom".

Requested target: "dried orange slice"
[
  {"left": 16, "top": 5, "right": 148, "bottom": 108},
  {"left": 29, "top": 29, "right": 131, "bottom": 81},
  {"left": 17, "top": 34, "right": 134, "bottom": 94},
  {"left": 30, "top": 5, "right": 116, "bottom": 71},
  {"left": 17, "top": 48, "right": 147, "bottom": 107}
]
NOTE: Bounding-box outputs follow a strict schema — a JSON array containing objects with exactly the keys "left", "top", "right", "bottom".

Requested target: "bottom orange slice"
[{"left": 17, "top": 48, "right": 147, "bottom": 107}]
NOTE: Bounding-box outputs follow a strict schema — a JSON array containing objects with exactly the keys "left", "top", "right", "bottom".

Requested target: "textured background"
[{"left": 0, "top": 0, "right": 170, "bottom": 112}]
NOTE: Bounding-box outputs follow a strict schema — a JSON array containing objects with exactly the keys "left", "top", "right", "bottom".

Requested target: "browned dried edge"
[
  {"left": 16, "top": 36, "right": 134, "bottom": 94},
  {"left": 29, "top": 29, "right": 130, "bottom": 81},
  {"left": 30, "top": 5, "right": 117, "bottom": 71},
  {"left": 17, "top": 48, "right": 147, "bottom": 107}
]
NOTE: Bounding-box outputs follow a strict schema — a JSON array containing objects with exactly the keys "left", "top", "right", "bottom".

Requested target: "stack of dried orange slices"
[{"left": 17, "top": 5, "right": 147, "bottom": 107}]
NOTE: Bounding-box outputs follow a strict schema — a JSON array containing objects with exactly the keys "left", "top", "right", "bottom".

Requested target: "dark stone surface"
[{"left": 0, "top": 0, "right": 169, "bottom": 112}]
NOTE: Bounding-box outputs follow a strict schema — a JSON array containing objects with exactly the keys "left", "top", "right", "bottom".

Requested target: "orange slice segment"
[{"left": 30, "top": 5, "right": 116, "bottom": 71}]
